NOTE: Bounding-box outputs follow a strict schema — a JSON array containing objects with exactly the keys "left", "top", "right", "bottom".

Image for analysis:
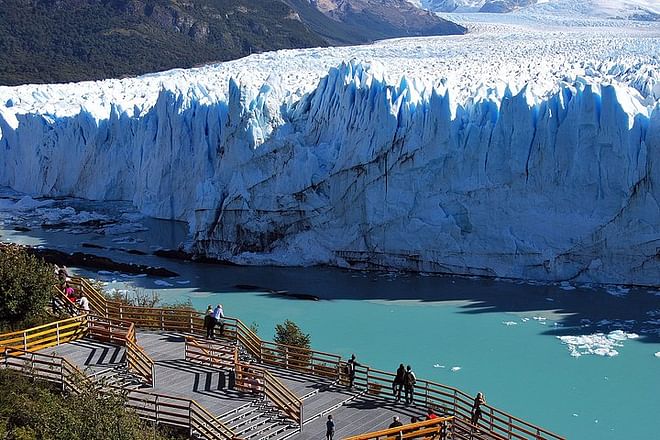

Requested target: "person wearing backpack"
[
  {"left": 346, "top": 354, "right": 359, "bottom": 389},
  {"left": 403, "top": 365, "right": 416, "bottom": 405}
]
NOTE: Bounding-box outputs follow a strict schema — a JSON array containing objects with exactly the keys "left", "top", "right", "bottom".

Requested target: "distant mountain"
[
  {"left": 0, "top": 0, "right": 465, "bottom": 86},
  {"left": 417, "top": 0, "right": 660, "bottom": 20},
  {"left": 305, "top": 0, "right": 467, "bottom": 41}
]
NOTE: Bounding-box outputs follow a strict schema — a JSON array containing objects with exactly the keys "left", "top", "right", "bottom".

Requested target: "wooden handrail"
[
  {"left": 184, "top": 336, "right": 302, "bottom": 428},
  {"left": 86, "top": 315, "right": 155, "bottom": 386},
  {"left": 0, "top": 315, "right": 88, "bottom": 352},
  {"left": 0, "top": 347, "right": 235, "bottom": 440},
  {"left": 185, "top": 337, "right": 237, "bottom": 369},
  {"left": 344, "top": 416, "right": 455, "bottom": 440},
  {"left": 62, "top": 276, "right": 565, "bottom": 440}
]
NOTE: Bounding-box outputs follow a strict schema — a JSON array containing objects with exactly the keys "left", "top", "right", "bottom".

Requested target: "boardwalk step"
[
  {"left": 238, "top": 417, "right": 292, "bottom": 440},
  {"left": 263, "top": 426, "right": 300, "bottom": 440}
]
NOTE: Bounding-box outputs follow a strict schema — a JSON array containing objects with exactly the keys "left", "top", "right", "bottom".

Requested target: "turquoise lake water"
[{"left": 0, "top": 199, "right": 658, "bottom": 439}]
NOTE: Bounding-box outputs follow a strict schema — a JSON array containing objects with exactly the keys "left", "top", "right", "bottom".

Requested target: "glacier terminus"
[{"left": 0, "top": 18, "right": 658, "bottom": 286}]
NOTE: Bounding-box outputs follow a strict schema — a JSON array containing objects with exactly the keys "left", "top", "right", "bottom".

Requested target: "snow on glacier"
[{"left": 0, "top": 22, "right": 659, "bottom": 285}]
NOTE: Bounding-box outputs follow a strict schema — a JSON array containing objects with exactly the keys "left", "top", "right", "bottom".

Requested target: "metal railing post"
[
  {"left": 22, "top": 331, "right": 27, "bottom": 351},
  {"left": 56, "top": 322, "right": 60, "bottom": 346}
]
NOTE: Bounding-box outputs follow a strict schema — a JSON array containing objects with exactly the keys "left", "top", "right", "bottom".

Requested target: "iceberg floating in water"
[
  {"left": 558, "top": 330, "right": 640, "bottom": 357},
  {"left": 0, "top": 25, "right": 658, "bottom": 285}
]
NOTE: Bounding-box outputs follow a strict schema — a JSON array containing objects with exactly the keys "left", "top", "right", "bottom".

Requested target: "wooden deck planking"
[
  {"left": 296, "top": 396, "right": 429, "bottom": 440},
  {"left": 36, "top": 330, "right": 447, "bottom": 440}
]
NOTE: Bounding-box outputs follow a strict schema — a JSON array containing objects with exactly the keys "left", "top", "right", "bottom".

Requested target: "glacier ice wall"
[{"left": 0, "top": 60, "right": 658, "bottom": 285}]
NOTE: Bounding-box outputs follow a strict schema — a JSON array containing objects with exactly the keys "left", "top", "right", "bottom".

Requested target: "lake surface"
[{"left": 0, "top": 193, "right": 658, "bottom": 439}]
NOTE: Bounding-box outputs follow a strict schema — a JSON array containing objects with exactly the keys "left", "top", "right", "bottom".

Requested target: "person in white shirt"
[
  {"left": 213, "top": 304, "right": 224, "bottom": 337},
  {"left": 77, "top": 295, "right": 90, "bottom": 313}
]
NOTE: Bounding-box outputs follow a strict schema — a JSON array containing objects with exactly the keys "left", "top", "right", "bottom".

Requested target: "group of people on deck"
[
  {"left": 392, "top": 363, "right": 417, "bottom": 405},
  {"left": 203, "top": 304, "right": 225, "bottom": 338},
  {"left": 346, "top": 356, "right": 418, "bottom": 407},
  {"left": 56, "top": 265, "right": 90, "bottom": 314}
]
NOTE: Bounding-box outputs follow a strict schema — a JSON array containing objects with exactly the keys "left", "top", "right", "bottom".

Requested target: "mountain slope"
[
  {"left": 307, "top": 0, "right": 467, "bottom": 40},
  {"left": 0, "top": 0, "right": 465, "bottom": 86},
  {"left": 0, "top": 0, "right": 328, "bottom": 85}
]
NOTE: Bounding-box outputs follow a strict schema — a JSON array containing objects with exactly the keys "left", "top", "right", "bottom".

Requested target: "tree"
[
  {"left": 0, "top": 245, "right": 57, "bottom": 330},
  {"left": 273, "top": 319, "right": 311, "bottom": 370},
  {"left": 273, "top": 319, "right": 311, "bottom": 349}
]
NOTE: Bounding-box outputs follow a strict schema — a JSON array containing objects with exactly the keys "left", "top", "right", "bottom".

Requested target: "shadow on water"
[
  {"left": 1, "top": 210, "right": 658, "bottom": 344},
  {"left": 118, "top": 260, "right": 660, "bottom": 345}
]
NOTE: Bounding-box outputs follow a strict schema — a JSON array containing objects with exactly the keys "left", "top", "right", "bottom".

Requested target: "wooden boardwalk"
[
  {"left": 41, "top": 330, "right": 427, "bottom": 440},
  {"left": 2, "top": 276, "right": 562, "bottom": 440}
]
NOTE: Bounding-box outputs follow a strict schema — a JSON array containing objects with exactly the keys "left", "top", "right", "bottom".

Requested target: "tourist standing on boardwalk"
[
  {"left": 326, "top": 415, "right": 335, "bottom": 440},
  {"left": 213, "top": 304, "right": 225, "bottom": 337},
  {"left": 204, "top": 305, "right": 214, "bottom": 338},
  {"left": 76, "top": 293, "right": 90, "bottom": 313},
  {"left": 346, "top": 354, "right": 359, "bottom": 389},
  {"left": 403, "top": 365, "right": 416, "bottom": 405},
  {"left": 389, "top": 416, "right": 403, "bottom": 428},
  {"left": 393, "top": 363, "right": 406, "bottom": 401},
  {"left": 426, "top": 408, "right": 438, "bottom": 420},
  {"left": 471, "top": 392, "right": 486, "bottom": 425}
]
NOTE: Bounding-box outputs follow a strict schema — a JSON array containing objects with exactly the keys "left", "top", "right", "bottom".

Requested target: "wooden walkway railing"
[
  {"left": 87, "top": 314, "right": 155, "bottom": 386},
  {"left": 185, "top": 337, "right": 303, "bottom": 429},
  {"left": 123, "top": 388, "right": 237, "bottom": 440},
  {"left": 65, "top": 276, "right": 565, "bottom": 440},
  {"left": 344, "top": 417, "right": 455, "bottom": 440},
  {"left": 185, "top": 337, "right": 238, "bottom": 369},
  {"left": 0, "top": 314, "right": 88, "bottom": 352},
  {"left": 1, "top": 346, "right": 93, "bottom": 394},
  {"left": 0, "top": 347, "right": 237, "bottom": 440}
]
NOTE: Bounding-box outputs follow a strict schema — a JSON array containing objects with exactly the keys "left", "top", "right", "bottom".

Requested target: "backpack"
[{"left": 346, "top": 360, "right": 355, "bottom": 375}]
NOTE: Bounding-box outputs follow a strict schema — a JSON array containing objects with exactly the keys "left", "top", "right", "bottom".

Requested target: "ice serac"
[{"left": 0, "top": 57, "right": 658, "bottom": 286}]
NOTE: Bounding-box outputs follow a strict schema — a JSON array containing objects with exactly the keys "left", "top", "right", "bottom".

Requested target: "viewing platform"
[{"left": 0, "top": 277, "right": 565, "bottom": 440}]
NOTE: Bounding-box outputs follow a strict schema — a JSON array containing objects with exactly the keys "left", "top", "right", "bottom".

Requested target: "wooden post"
[
  {"left": 56, "top": 322, "right": 60, "bottom": 346},
  {"left": 189, "top": 401, "right": 193, "bottom": 438},
  {"left": 155, "top": 395, "right": 159, "bottom": 425},
  {"left": 22, "top": 331, "right": 27, "bottom": 351},
  {"left": 160, "top": 310, "right": 164, "bottom": 330}
]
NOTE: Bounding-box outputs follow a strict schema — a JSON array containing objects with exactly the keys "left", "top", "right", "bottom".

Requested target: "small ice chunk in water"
[
  {"left": 654, "top": 352, "right": 660, "bottom": 358},
  {"left": 433, "top": 364, "right": 445, "bottom": 368},
  {"left": 503, "top": 321, "right": 518, "bottom": 326},
  {"left": 176, "top": 280, "right": 191, "bottom": 285},
  {"left": 451, "top": 366, "right": 461, "bottom": 372}
]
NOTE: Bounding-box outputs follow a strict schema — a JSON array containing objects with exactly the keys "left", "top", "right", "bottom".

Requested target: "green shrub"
[
  {"left": 0, "top": 245, "right": 57, "bottom": 331},
  {"left": 273, "top": 319, "right": 310, "bottom": 349},
  {"left": 0, "top": 369, "right": 180, "bottom": 440}
]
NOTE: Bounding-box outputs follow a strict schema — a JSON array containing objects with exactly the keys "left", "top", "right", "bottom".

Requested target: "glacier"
[{"left": 0, "top": 22, "right": 659, "bottom": 286}]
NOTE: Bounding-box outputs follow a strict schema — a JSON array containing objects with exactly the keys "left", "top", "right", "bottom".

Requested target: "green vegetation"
[
  {"left": 0, "top": 369, "right": 181, "bottom": 440},
  {"left": 273, "top": 319, "right": 310, "bottom": 349},
  {"left": 0, "top": 0, "right": 327, "bottom": 85},
  {"left": 0, "top": 245, "right": 57, "bottom": 331}
]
